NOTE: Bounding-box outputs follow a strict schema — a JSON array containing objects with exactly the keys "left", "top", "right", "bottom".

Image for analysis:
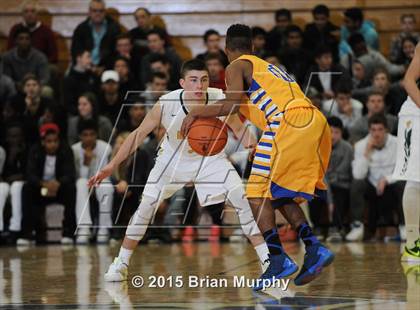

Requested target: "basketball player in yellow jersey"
[{"left": 182, "top": 24, "right": 334, "bottom": 289}]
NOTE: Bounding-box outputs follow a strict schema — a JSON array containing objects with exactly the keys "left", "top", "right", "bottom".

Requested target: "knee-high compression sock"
[
  {"left": 263, "top": 228, "right": 284, "bottom": 255},
  {"left": 118, "top": 247, "right": 133, "bottom": 266},
  {"left": 403, "top": 181, "right": 420, "bottom": 248},
  {"left": 297, "top": 222, "right": 320, "bottom": 247}
]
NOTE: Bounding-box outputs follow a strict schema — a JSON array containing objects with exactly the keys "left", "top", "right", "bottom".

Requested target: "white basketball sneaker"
[
  {"left": 345, "top": 221, "right": 364, "bottom": 242},
  {"left": 104, "top": 257, "right": 128, "bottom": 282}
]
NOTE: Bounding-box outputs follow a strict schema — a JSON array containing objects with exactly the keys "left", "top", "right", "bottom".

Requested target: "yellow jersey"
[{"left": 236, "top": 55, "right": 313, "bottom": 130}]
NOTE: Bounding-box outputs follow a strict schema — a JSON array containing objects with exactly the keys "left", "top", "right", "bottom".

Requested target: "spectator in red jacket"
[{"left": 7, "top": 0, "right": 58, "bottom": 63}]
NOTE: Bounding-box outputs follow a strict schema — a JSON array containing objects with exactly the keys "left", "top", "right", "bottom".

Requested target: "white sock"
[
  {"left": 118, "top": 247, "right": 133, "bottom": 266},
  {"left": 254, "top": 243, "right": 270, "bottom": 264},
  {"left": 403, "top": 182, "right": 420, "bottom": 248}
]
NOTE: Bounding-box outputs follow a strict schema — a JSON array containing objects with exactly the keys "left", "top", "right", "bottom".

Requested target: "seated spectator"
[
  {"left": 18, "top": 123, "right": 76, "bottom": 245},
  {"left": 341, "top": 33, "right": 405, "bottom": 81},
  {"left": 266, "top": 8, "right": 292, "bottom": 54},
  {"left": 2, "top": 26, "right": 49, "bottom": 86},
  {"left": 303, "top": 4, "right": 340, "bottom": 61},
  {"left": 140, "top": 28, "right": 182, "bottom": 89},
  {"left": 196, "top": 29, "right": 229, "bottom": 68},
  {"left": 62, "top": 49, "right": 99, "bottom": 116},
  {"left": 38, "top": 100, "right": 67, "bottom": 134},
  {"left": 204, "top": 53, "right": 226, "bottom": 90},
  {"left": 0, "top": 65, "right": 16, "bottom": 106},
  {"left": 67, "top": 93, "right": 113, "bottom": 145},
  {"left": 349, "top": 91, "right": 398, "bottom": 144},
  {"left": 107, "top": 33, "right": 142, "bottom": 82},
  {"left": 117, "top": 102, "right": 147, "bottom": 133},
  {"left": 7, "top": 0, "right": 58, "bottom": 64},
  {"left": 263, "top": 54, "right": 282, "bottom": 67},
  {"left": 143, "top": 72, "right": 169, "bottom": 108},
  {"left": 306, "top": 87, "right": 323, "bottom": 110},
  {"left": 72, "top": 119, "right": 114, "bottom": 244},
  {"left": 278, "top": 25, "right": 312, "bottom": 84},
  {"left": 11, "top": 74, "right": 55, "bottom": 146},
  {"left": 322, "top": 83, "right": 363, "bottom": 132},
  {"left": 351, "top": 60, "right": 371, "bottom": 99},
  {"left": 71, "top": 0, "right": 121, "bottom": 72},
  {"left": 304, "top": 46, "right": 349, "bottom": 100},
  {"left": 147, "top": 54, "right": 177, "bottom": 90},
  {"left": 339, "top": 7, "right": 379, "bottom": 57},
  {"left": 251, "top": 27, "right": 267, "bottom": 58},
  {"left": 390, "top": 14, "right": 420, "bottom": 63},
  {"left": 98, "top": 70, "right": 123, "bottom": 124},
  {"left": 110, "top": 131, "right": 151, "bottom": 239},
  {"left": 0, "top": 123, "right": 26, "bottom": 243},
  {"left": 395, "top": 36, "right": 418, "bottom": 65},
  {"left": 347, "top": 114, "right": 403, "bottom": 241},
  {"left": 129, "top": 7, "right": 154, "bottom": 57},
  {"left": 325, "top": 117, "right": 353, "bottom": 242},
  {"left": 114, "top": 56, "right": 140, "bottom": 99}
]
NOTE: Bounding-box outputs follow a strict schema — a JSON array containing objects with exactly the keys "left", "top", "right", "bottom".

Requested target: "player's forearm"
[
  {"left": 190, "top": 99, "right": 239, "bottom": 118},
  {"left": 403, "top": 78, "right": 420, "bottom": 108},
  {"left": 111, "top": 128, "right": 147, "bottom": 167}
]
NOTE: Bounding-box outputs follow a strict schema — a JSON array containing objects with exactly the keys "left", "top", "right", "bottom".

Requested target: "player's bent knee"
[{"left": 271, "top": 197, "right": 296, "bottom": 210}]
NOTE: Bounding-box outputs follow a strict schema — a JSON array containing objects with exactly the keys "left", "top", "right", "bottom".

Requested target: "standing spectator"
[
  {"left": 72, "top": 119, "right": 114, "bottom": 244},
  {"left": 341, "top": 34, "right": 405, "bottom": 81},
  {"left": 322, "top": 83, "right": 363, "bottom": 131},
  {"left": 196, "top": 29, "right": 229, "bottom": 68},
  {"left": 143, "top": 72, "right": 168, "bottom": 108},
  {"left": 67, "top": 93, "right": 113, "bottom": 145},
  {"left": 113, "top": 56, "right": 140, "bottom": 100},
  {"left": 389, "top": 14, "right": 420, "bottom": 63},
  {"left": 98, "top": 70, "right": 123, "bottom": 125},
  {"left": 7, "top": 0, "right": 58, "bottom": 63},
  {"left": 2, "top": 26, "right": 49, "bottom": 86},
  {"left": 62, "top": 49, "right": 99, "bottom": 116},
  {"left": 303, "top": 4, "right": 340, "bottom": 61},
  {"left": 339, "top": 7, "right": 379, "bottom": 57},
  {"left": 140, "top": 28, "right": 182, "bottom": 88},
  {"left": 349, "top": 91, "right": 398, "bottom": 144},
  {"left": 71, "top": 0, "right": 121, "bottom": 72},
  {"left": 348, "top": 114, "right": 403, "bottom": 241},
  {"left": 304, "top": 46, "right": 349, "bottom": 100},
  {"left": 266, "top": 9, "right": 292, "bottom": 54},
  {"left": 0, "top": 123, "right": 26, "bottom": 243},
  {"left": 129, "top": 7, "right": 153, "bottom": 57},
  {"left": 204, "top": 53, "right": 226, "bottom": 90},
  {"left": 251, "top": 27, "right": 267, "bottom": 58},
  {"left": 11, "top": 74, "right": 55, "bottom": 146},
  {"left": 278, "top": 25, "right": 312, "bottom": 84},
  {"left": 18, "top": 123, "right": 76, "bottom": 245},
  {"left": 107, "top": 34, "right": 142, "bottom": 82},
  {"left": 325, "top": 117, "right": 353, "bottom": 241}
]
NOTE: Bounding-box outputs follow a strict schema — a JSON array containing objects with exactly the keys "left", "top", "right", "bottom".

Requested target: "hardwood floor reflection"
[{"left": 0, "top": 242, "right": 418, "bottom": 309}]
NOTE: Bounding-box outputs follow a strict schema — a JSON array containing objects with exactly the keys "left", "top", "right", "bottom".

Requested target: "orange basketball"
[{"left": 187, "top": 118, "right": 228, "bottom": 156}]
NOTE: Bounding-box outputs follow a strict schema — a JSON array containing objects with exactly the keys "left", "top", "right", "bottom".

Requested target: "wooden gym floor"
[{"left": 0, "top": 242, "right": 418, "bottom": 309}]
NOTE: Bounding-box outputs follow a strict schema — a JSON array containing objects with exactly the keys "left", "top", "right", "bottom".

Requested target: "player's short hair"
[
  {"left": 226, "top": 24, "right": 252, "bottom": 52},
  {"left": 368, "top": 113, "right": 388, "bottom": 129},
  {"left": 275, "top": 9, "right": 291, "bottom": 22},
  {"left": 344, "top": 7, "right": 363, "bottom": 23},
  {"left": 180, "top": 59, "right": 208, "bottom": 78},
  {"left": 78, "top": 118, "right": 98, "bottom": 135},
  {"left": 285, "top": 25, "right": 302, "bottom": 37},
  {"left": 251, "top": 26, "right": 267, "bottom": 38},
  {"left": 203, "top": 29, "right": 220, "bottom": 43},
  {"left": 312, "top": 4, "right": 330, "bottom": 17},
  {"left": 327, "top": 116, "right": 343, "bottom": 131}
]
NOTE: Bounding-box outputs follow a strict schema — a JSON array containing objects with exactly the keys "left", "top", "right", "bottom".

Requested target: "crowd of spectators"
[{"left": 0, "top": 0, "right": 418, "bottom": 245}]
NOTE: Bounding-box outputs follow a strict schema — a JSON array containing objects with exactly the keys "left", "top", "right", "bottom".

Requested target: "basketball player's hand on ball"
[
  {"left": 181, "top": 114, "right": 196, "bottom": 137},
  {"left": 87, "top": 162, "right": 115, "bottom": 188}
]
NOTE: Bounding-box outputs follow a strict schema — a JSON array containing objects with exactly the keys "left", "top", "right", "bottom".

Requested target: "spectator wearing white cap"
[{"left": 98, "top": 70, "right": 123, "bottom": 125}]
